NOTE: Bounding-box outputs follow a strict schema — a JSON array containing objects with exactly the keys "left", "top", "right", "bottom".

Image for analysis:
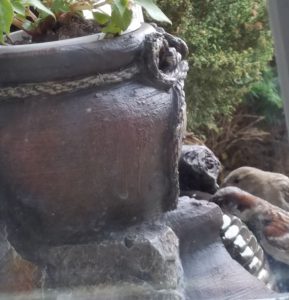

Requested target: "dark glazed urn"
[{"left": 0, "top": 24, "right": 188, "bottom": 248}]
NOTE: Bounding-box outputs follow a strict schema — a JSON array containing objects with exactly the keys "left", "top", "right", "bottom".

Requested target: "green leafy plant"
[
  {"left": 246, "top": 66, "right": 283, "bottom": 125},
  {"left": 0, "top": 0, "right": 171, "bottom": 44},
  {"left": 157, "top": 0, "right": 273, "bottom": 134}
]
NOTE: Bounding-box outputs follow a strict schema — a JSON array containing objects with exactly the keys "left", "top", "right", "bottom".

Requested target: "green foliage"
[
  {"left": 135, "top": 0, "right": 171, "bottom": 24},
  {"left": 0, "top": 0, "right": 14, "bottom": 43},
  {"left": 246, "top": 66, "right": 283, "bottom": 124},
  {"left": 98, "top": 1, "right": 134, "bottom": 34},
  {"left": 157, "top": 0, "right": 274, "bottom": 133},
  {"left": 0, "top": 0, "right": 53, "bottom": 43},
  {"left": 0, "top": 0, "right": 170, "bottom": 44}
]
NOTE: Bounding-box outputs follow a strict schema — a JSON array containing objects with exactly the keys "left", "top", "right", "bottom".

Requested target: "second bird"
[{"left": 222, "top": 166, "right": 289, "bottom": 212}]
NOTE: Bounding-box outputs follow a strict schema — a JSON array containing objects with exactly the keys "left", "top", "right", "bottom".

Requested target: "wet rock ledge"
[{"left": 0, "top": 196, "right": 277, "bottom": 300}]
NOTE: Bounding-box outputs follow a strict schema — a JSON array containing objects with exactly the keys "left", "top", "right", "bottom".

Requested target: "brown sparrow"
[
  {"left": 211, "top": 186, "right": 289, "bottom": 266},
  {"left": 222, "top": 166, "right": 289, "bottom": 211}
]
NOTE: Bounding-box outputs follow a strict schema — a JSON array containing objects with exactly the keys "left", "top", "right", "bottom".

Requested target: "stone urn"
[
  {"left": 0, "top": 23, "right": 279, "bottom": 300},
  {"left": 0, "top": 24, "right": 188, "bottom": 253}
]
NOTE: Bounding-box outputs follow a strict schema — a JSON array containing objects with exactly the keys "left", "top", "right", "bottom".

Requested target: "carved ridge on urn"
[{"left": 136, "top": 28, "right": 189, "bottom": 212}]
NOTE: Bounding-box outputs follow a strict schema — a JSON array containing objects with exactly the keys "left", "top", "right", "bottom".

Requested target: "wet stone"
[
  {"left": 179, "top": 145, "right": 222, "bottom": 194},
  {"left": 1, "top": 285, "right": 184, "bottom": 300},
  {"left": 39, "top": 224, "right": 184, "bottom": 294}
]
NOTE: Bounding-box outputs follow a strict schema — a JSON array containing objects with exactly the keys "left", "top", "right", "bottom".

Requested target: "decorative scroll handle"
[
  {"left": 140, "top": 27, "right": 189, "bottom": 211},
  {"left": 141, "top": 27, "right": 189, "bottom": 90}
]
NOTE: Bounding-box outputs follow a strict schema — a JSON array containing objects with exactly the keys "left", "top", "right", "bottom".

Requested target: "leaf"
[
  {"left": 102, "top": 22, "right": 122, "bottom": 34},
  {"left": 121, "top": 7, "right": 132, "bottom": 30},
  {"left": 111, "top": 1, "right": 125, "bottom": 28},
  {"left": 50, "top": 0, "right": 70, "bottom": 13},
  {"left": 106, "top": 1, "right": 132, "bottom": 33},
  {"left": 27, "top": 0, "right": 55, "bottom": 18},
  {"left": 0, "top": 0, "right": 14, "bottom": 43},
  {"left": 113, "top": 0, "right": 127, "bottom": 15},
  {"left": 0, "top": 31, "right": 3, "bottom": 45},
  {"left": 135, "top": 0, "right": 171, "bottom": 24},
  {"left": 93, "top": 12, "right": 110, "bottom": 25},
  {"left": 11, "top": 0, "right": 25, "bottom": 15}
]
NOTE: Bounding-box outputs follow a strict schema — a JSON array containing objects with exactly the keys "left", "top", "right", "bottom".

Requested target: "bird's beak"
[{"left": 209, "top": 194, "right": 223, "bottom": 204}]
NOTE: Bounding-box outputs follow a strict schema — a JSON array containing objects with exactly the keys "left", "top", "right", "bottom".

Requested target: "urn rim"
[{"left": 0, "top": 23, "right": 155, "bottom": 85}]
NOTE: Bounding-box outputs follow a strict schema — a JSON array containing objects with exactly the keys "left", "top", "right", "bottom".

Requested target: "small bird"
[
  {"left": 222, "top": 166, "right": 289, "bottom": 211},
  {"left": 211, "top": 186, "right": 289, "bottom": 266}
]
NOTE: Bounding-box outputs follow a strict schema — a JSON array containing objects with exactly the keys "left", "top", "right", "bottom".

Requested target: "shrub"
[
  {"left": 157, "top": 0, "right": 274, "bottom": 134},
  {"left": 245, "top": 66, "right": 284, "bottom": 125}
]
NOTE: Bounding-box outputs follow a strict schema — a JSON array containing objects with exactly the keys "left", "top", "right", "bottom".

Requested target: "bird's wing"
[
  {"left": 263, "top": 212, "right": 289, "bottom": 251},
  {"left": 265, "top": 232, "right": 289, "bottom": 251},
  {"left": 272, "top": 176, "right": 289, "bottom": 206},
  {"left": 262, "top": 226, "right": 289, "bottom": 265}
]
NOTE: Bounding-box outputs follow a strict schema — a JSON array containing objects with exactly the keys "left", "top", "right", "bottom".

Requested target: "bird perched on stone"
[
  {"left": 222, "top": 166, "right": 289, "bottom": 211},
  {"left": 211, "top": 186, "right": 289, "bottom": 266}
]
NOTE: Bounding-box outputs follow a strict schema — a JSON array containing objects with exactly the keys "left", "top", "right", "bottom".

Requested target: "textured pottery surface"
[{"left": 0, "top": 24, "right": 188, "bottom": 248}]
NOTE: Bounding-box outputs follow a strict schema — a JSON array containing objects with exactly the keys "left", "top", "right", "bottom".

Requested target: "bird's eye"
[
  {"left": 227, "top": 200, "right": 238, "bottom": 211},
  {"left": 233, "top": 177, "right": 240, "bottom": 184},
  {"left": 227, "top": 200, "right": 246, "bottom": 212}
]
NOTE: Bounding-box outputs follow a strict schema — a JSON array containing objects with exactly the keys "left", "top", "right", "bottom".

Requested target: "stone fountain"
[{"left": 0, "top": 24, "right": 277, "bottom": 299}]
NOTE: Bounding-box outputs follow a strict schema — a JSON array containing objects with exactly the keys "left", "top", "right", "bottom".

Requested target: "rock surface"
[
  {"left": 179, "top": 145, "right": 222, "bottom": 194},
  {"left": 38, "top": 224, "right": 183, "bottom": 294},
  {"left": 0, "top": 199, "right": 279, "bottom": 299},
  {"left": 1, "top": 285, "right": 184, "bottom": 300}
]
